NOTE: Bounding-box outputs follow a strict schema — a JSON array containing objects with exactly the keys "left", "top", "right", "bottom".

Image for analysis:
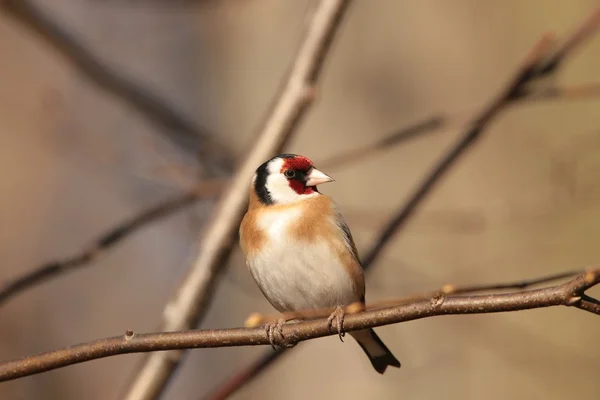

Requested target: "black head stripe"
[{"left": 254, "top": 160, "right": 273, "bottom": 205}]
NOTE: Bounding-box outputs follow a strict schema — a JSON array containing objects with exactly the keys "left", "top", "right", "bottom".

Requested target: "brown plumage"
[
  {"left": 241, "top": 193, "right": 365, "bottom": 299},
  {"left": 239, "top": 154, "right": 400, "bottom": 374}
]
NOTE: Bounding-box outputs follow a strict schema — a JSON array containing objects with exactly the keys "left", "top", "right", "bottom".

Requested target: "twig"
[
  {"left": 2, "top": 3, "right": 598, "bottom": 393},
  {"left": 6, "top": 76, "right": 597, "bottom": 309},
  {"left": 3, "top": 5, "right": 599, "bottom": 314},
  {"left": 0, "top": 268, "right": 598, "bottom": 383},
  {"left": 206, "top": 7, "right": 600, "bottom": 399},
  {"left": 243, "top": 269, "right": 586, "bottom": 325},
  {"left": 0, "top": 0, "right": 233, "bottom": 170},
  {"left": 440, "top": 269, "right": 586, "bottom": 294},
  {"left": 0, "top": 180, "right": 225, "bottom": 306},
  {"left": 362, "top": 34, "right": 557, "bottom": 267},
  {"left": 318, "top": 116, "right": 446, "bottom": 170},
  {"left": 0, "top": 113, "right": 445, "bottom": 309},
  {"left": 523, "top": 82, "right": 600, "bottom": 100},
  {"left": 361, "top": 7, "right": 600, "bottom": 270},
  {"left": 120, "top": 2, "right": 354, "bottom": 400},
  {"left": 4, "top": 77, "right": 595, "bottom": 309},
  {"left": 6, "top": 76, "right": 594, "bottom": 309},
  {"left": 579, "top": 294, "right": 600, "bottom": 314},
  {"left": 540, "top": 7, "right": 600, "bottom": 72}
]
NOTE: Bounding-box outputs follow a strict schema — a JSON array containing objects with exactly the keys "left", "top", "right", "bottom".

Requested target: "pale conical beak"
[{"left": 305, "top": 168, "right": 334, "bottom": 187}]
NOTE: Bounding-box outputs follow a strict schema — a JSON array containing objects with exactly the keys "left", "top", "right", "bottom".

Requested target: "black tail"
[{"left": 350, "top": 329, "right": 401, "bottom": 374}]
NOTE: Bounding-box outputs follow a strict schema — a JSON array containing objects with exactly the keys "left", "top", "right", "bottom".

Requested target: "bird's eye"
[{"left": 284, "top": 169, "right": 296, "bottom": 178}]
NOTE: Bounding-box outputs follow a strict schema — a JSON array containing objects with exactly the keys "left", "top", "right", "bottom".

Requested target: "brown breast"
[{"left": 239, "top": 191, "right": 365, "bottom": 299}]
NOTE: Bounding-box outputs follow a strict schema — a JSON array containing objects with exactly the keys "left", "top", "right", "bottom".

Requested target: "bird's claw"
[
  {"left": 264, "top": 318, "right": 294, "bottom": 349},
  {"left": 327, "top": 306, "right": 346, "bottom": 342}
]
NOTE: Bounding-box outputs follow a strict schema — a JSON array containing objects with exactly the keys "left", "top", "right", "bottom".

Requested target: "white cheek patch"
[
  {"left": 265, "top": 158, "right": 319, "bottom": 204},
  {"left": 266, "top": 174, "right": 301, "bottom": 204}
]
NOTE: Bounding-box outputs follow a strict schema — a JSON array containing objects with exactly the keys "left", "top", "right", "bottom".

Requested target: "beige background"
[{"left": 1, "top": 1, "right": 600, "bottom": 399}]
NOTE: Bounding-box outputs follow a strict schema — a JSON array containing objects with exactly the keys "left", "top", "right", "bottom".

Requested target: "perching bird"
[{"left": 239, "top": 153, "right": 400, "bottom": 374}]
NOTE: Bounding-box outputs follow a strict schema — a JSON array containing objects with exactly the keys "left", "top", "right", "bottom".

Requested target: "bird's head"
[{"left": 252, "top": 154, "right": 334, "bottom": 205}]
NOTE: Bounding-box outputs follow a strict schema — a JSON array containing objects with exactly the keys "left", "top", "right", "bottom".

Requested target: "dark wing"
[
  {"left": 337, "top": 215, "right": 362, "bottom": 265},
  {"left": 331, "top": 203, "right": 366, "bottom": 301}
]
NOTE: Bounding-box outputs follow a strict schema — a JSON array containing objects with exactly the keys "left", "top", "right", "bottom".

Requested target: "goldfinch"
[{"left": 239, "top": 153, "right": 400, "bottom": 374}]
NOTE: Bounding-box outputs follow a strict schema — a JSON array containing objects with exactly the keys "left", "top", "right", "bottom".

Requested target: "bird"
[{"left": 239, "top": 153, "right": 400, "bottom": 374}]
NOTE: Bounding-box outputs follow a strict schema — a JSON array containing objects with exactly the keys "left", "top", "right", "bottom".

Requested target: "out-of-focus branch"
[
  {"left": 5, "top": 77, "right": 594, "bottom": 309},
  {"left": 0, "top": 0, "right": 233, "bottom": 170},
  {"left": 6, "top": 77, "right": 595, "bottom": 308},
  {"left": 361, "top": 35, "right": 558, "bottom": 267},
  {"left": 2, "top": 6, "right": 599, "bottom": 313},
  {"left": 0, "top": 113, "right": 445, "bottom": 308},
  {"left": 2, "top": 2, "right": 599, "bottom": 393},
  {"left": 120, "top": 2, "right": 354, "bottom": 400},
  {"left": 523, "top": 82, "right": 600, "bottom": 100},
  {"left": 0, "top": 268, "right": 598, "bottom": 383},
  {"left": 361, "top": 5, "right": 600, "bottom": 270},
  {"left": 541, "top": 8, "right": 600, "bottom": 70},
  {"left": 0, "top": 180, "right": 225, "bottom": 306},
  {"left": 205, "top": 7, "right": 600, "bottom": 399},
  {"left": 319, "top": 116, "right": 446, "bottom": 170}
]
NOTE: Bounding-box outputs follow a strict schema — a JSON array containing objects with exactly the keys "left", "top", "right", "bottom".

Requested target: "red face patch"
[
  {"left": 280, "top": 155, "right": 315, "bottom": 196},
  {"left": 280, "top": 155, "right": 313, "bottom": 172},
  {"left": 288, "top": 180, "right": 315, "bottom": 195}
]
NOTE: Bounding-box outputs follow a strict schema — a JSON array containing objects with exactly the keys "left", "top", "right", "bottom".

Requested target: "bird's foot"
[
  {"left": 264, "top": 318, "right": 295, "bottom": 350},
  {"left": 326, "top": 306, "right": 346, "bottom": 342}
]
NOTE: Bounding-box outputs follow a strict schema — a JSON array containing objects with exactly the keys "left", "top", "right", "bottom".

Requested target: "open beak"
[{"left": 305, "top": 168, "right": 334, "bottom": 187}]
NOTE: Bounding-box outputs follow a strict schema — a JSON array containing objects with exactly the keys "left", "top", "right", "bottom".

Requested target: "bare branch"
[
  {"left": 205, "top": 6, "right": 600, "bottom": 399},
  {"left": 6, "top": 75, "right": 598, "bottom": 309},
  {"left": 3, "top": 4, "right": 599, "bottom": 396},
  {"left": 0, "top": 0, "right": 233, "bottom": 170},
  {"left": 0, "top": 268, "right": 597, "bottom": 383},
  {"left": 578, "top": 294, "right": 600, "bottom": 315},
  {"left": 523, "top": 82, "right": 600, "bottom": 101},
  {"left": 541, "top": 7, "right": 600, "bottom": 71},
  {"left": 361, "top": 34, "right": 556, "bottom": 268},
  {"left": 319, "top": 116, "right": 446, "bottom": 170},
  {"left": 5, "top": 76, "right": 595, "bottom": 309},
  {"left": 0, "top": 180, "right": 225, "bottom": 306},
  {"left": 120, "top": 2, "right": 354, "bottom": 399},
  {"left": 361, "top": 8, "right": 599, "bottom": 271},
  {"left": 0, "top": 112, "right": 447, "bottom": 308},
  {"left": 3, "top": 5, "right": 600, "bottom": 314},
  {"left": 243, "top": 269, "right": 587, "bottom": 325}
]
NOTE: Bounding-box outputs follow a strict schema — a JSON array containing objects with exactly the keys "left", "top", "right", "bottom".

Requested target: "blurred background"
[{"left": 1, "top": 0, "right": 600, "bottom": 399}]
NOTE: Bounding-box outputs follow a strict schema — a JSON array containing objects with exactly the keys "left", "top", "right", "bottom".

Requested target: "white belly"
[{"left": 248, "top": 208, "right": 358, "bottom": 312}]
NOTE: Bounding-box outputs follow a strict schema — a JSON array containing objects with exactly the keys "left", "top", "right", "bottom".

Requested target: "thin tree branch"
[
  {"left": 0, "top": 268, "right": 598, "bottom": 383},
  {"left": 3, "top": 7, "right": 600, "bottom": 314},
  {"left": 2, "top": 4, "right": 598, "bottom": 394},
  {"left": 579, "top": 294, "right": 600, "bottom": 315},
  {"left": 5, "top": 77, "right": 597, "bottom": 309},
  {"left": 524, "top": 82, "right": 600, "bottom": 100},
  {"left": 0, "top": 180, "right": 225, "bottom": 306},
  {"left": 441, "top": 269, "right": 587, "bottom": 294},
  {"left": 318, "top": 115, "right": 446, "bottom": 170},
  {"left": 0, "top": 0, "right": 233, "bottom": 170},
  {"left": 361, "top": 34, "right": 557, "bottom": 267},
  {"left": 206, "top": 7, "right": 600, "bottom": 399},
  {"left": 243, "top": 269, "right": 587, "bottom": 325},
  {"left": 541, "top": 7, "right": 600, "bottom": 71},
  {"left": 361, "top": 7, "right": 600, "bottom": 271},
  {"left": 5, "top": 76, "right": 594, "bottom": 309},
  {"left": 0, "top": 114, "right": 445, "bottom": 309},
  {"left": 120, "top": 2, "right": 354, "bottom": 400}
]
